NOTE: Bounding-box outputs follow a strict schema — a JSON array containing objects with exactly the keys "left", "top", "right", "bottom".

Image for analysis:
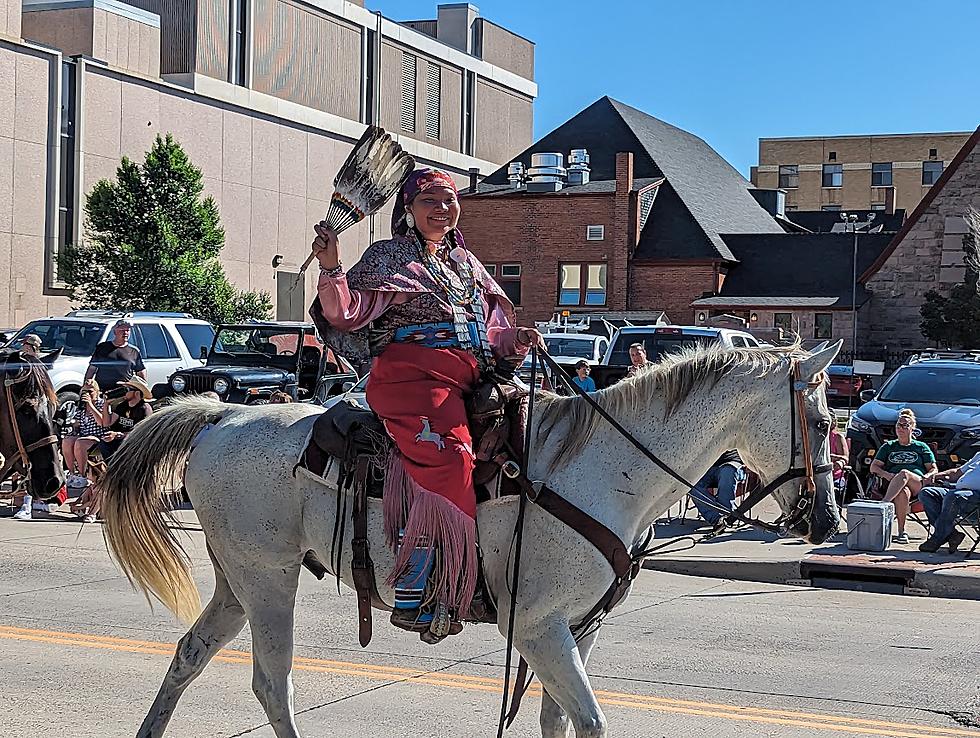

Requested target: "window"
[
  {"left": 134, "top": 324, "right": 178, "bottom": 359},
  {"left": 231, "top": 0, "right": 248, "bottom": 86},
  {"left": 485, "top": 264, "right": 496, "bottom": 277},
  {"left": 496, "top": 263, "right": 521, "bottom": 306},
  {"left": 777, "top": 164, "right": 799, "bottom": 189},
  {"left": 822, "top": 164, "right": 842, "bottom": 187},
  {"left": 871, "top": 203, "right": 887, "bottom": 211},
  {"left": 559, "top": 263, "right": 607, "bottom": 306},
  {"left": 871, "top": 162, "right": 892, "bottom": 187},
  {"left": 922, "top": 160, "right": 944, "bottom": 185},
  {"left": 821, "top": 205, "right": 842, "bottom": 212},
  {"left": 814, "top": 313, "right": 833, "bottom": 340},
  {"left": 175, "top": 323, "right": 216, "bottom": 359},
  {"left": 586, "top": 225, "right": 604, "bottom": 241},
  {"left": 828, "top": 151, "right": 837, "bottom": 161},
  {"left": 929, "top": 147, "right": 938, "bottom": 158},
  {"left": 425, "top": 64, "right": 440, "bottom": 139},
  {"left": 731, "top": 336, "right": 747, "bottom": 348},
  {"left": 58, "top": 60, "right": 76, "bottom": 258},
  {"left": 774, "top": 313, "right": 793, "bottom": 332},
  {"left": 785, "top": 204, "right": 799, "bottom": 212},
  {"left": 400, "top": 53, "right": 417, "bottom": 133}
]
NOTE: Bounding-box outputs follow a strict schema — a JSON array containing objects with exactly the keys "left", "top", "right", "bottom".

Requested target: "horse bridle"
[{"left": 0, "top": 354, "right": 60, "bottom": 484}]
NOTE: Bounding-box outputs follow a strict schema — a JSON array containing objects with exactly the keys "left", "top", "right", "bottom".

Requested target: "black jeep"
[{"left": 163, "top": 322, "right": 358, "bottom": 404}]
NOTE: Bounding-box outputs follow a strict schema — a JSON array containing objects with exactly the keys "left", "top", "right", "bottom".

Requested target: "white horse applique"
[{"left": 415, "top": 417, "right": 445, "bottom": 450}]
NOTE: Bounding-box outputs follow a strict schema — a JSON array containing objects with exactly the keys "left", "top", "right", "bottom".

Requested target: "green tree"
[
  {"left": 59, "top": 134, "right": 272, "bottom": 324},
  {"left": 920, "top": 208, "right": 980, "bottom": 348}
]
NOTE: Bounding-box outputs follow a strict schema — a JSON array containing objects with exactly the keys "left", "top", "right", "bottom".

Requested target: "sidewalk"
[{"left": 645, "top": 497, "right": 980, "bottom": 601}]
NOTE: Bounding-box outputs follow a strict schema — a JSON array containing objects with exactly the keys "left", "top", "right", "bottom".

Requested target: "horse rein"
[{"left": 0, "top": 354, "right": 59, "bottom": 484}]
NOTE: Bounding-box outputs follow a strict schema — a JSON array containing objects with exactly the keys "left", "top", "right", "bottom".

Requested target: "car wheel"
[{"left": 57, "top": 390, "right": 79, "bottom": 421}]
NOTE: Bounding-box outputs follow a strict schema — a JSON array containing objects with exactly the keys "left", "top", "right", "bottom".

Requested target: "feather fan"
[{"left": 296, "top": 125, "right": 415, "bottom": 282}]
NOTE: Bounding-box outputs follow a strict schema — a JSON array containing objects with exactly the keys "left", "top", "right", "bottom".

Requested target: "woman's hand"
[
  {"left": 312, "top": 221, "right": 340, "bottom": 270},
  {"left": 516, "top": 327, "right": 544, "bottom": 350}
]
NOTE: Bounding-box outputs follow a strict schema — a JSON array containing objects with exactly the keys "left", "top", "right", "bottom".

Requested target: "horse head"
[{"left": 0, "top": 351, "right": 65, "bottom": 499}]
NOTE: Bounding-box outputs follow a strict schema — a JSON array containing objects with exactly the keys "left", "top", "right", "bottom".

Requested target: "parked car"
[
  {"left": 591, "top": 325, "right": 764, "bottom": 389},
  {"left": 321, "top": 373, "right": 370, "bottom": 411},
  {"left": 5, "top": 310, "right": 213, "bottom": 416},
  {"left": 517, "top": 332, "right": 610, "bottom": 389},
  {"left": 846, "top": 353, "right": 980, "bottom": 494},
  {"left": 826, "top": 364, "right": 869, "bottom": 404},
  {"left": 165, "top": 322, "right": 358, "bottom": 404}
]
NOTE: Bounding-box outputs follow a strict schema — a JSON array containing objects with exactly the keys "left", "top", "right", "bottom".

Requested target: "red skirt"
[{"left": 366, "top": 342, "right": 480, "bottom": 613}]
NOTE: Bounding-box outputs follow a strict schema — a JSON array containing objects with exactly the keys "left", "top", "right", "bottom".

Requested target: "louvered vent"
[
  {"left": 586, "top": 225, "right": 604, "bottom": 241},
  {"left": 425, "top": 64, "right": 441, "bottom": 139},
  {"left": 639, "top": 188, "right": 657, "bottom": 230},
  {"left": 401, "top": 54, "right": 417, "bottom": 132}
]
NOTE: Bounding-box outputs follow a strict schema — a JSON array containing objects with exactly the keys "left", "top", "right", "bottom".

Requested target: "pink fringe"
[{"left": 383, "top": 453, "right": 478, "bottom": 616}]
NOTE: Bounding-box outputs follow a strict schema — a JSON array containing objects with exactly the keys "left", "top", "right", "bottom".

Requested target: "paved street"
[{"left": 2, "top": 513, "right": 980, "bottom": 738}]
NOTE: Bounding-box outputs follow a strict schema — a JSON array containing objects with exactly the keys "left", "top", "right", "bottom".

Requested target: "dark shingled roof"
[
  {"left": 785, "top": 209, "right": 906, "bottom": 233},
  {"left": 480, "top": 97, "right": 782, "bottom": 261},
  {"left": 701, "top": 232, "right": 895, "bottom": 308}
]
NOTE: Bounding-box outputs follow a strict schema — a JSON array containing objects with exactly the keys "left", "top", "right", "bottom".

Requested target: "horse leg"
[
  {"left": 137, "top": 554, "right": 247, "bottom": 738},
  {"left": 539, "top": 630, "right": 600, "bottom": 738}
]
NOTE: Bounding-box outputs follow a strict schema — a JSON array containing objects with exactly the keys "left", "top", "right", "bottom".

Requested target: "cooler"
[{"left": 846, "top": 501, "right": 895, "bottom": 552}]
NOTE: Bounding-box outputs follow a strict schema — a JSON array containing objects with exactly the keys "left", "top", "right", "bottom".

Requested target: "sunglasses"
[{"left": 896, "top": 421, "right": 915, "bottom": 428}]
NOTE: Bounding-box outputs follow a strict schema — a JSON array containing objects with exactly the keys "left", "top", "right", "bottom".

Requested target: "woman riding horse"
[{"left": 310, "top": 168, "right": 540, "bottom": 631}]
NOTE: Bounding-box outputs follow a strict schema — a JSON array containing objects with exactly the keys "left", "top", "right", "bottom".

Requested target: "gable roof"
[
  {"left": 860, "top": 126, "right": 980, "bottom": 282},
  {"left": 480, "top": 96, "right": 782, "bottom": 261},
  {"left": 699, "top": 233, "right": 894, "bottom": 308}
]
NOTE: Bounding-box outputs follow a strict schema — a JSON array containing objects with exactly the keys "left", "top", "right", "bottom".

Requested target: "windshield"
[
  {"left": 175, "top": 323, "right": 216, "bottom": 360},
  {"left": 543, "top": 337, "right": 594, "bottom": 359},
  {"left": 608, "top": 332, "right": 713, "bottom": 366},
  {"left": 879, "top": 366, "right": 980, "bottom": 406},
  {"left": 211, "top": 328, "right": 303, "bottom": 359},
  {"left": 10, "top": 320, "right": 105, "bottom": 357}
]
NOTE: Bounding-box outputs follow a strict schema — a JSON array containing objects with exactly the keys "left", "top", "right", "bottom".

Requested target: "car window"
[
  {"left": 543, "top": 337, "right": 595, "bottom": 359},
  {"left": 879, "top": 366, "right": 980, "bottom": 405},
  {"left": 731, "top": 336, "right": 747, "bottom": 348},
  {"left": 608, "top": 332, "right": 713, "bottom": 365},
  {"left": 744, "top": 336, "right": 760, "bottom": 347},
  {"left": 175, "top": 323, "right": 216, "bottom": 359},
  {"left": 134, "top": 323, "right": 178, "bottom": 359},
  {"left": 11, "top": 320, "right": 105, "bottom": 357}
]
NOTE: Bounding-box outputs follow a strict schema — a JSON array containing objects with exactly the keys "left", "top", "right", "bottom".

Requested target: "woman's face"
[
  {"left": 896, "top": 416, "right": 915, "bottom": 442},
  {"left": 408, "top": 186, "right": 460, "bottom": 242}
]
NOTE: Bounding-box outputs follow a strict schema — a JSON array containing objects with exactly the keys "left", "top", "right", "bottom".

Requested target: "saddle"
[{"left": 299, "top": 373, "right": 528, "bottom": 645}]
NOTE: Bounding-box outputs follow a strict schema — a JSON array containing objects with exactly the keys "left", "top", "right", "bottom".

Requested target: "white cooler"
[{"left": 846, "top": 501, "right": 895, "bottom": 552}]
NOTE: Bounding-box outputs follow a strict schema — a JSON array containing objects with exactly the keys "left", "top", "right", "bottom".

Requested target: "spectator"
[
  {"left": 19, "top": 334, "right": 41, "bottom": 357},
  {"left": 62, "top": 378, "right": 107, "bottom": 488},
  {"left": 627, "top": 343, "right": 651, "bottom": 377},
  {"left": 571, "top": 360, "right": 596, "bottom": 393},
  {"left": 85, "top": 319, "right": 146, "bottom": 393},
  {"left": 830, "top": 425, "right": 850, "bottom": 500},
  {"left": 97, "top": 377, "right": 153, "bottom": 458},
  {"left": 69, "top": 459, "right": 106, "bottom": 524},
  {"left": 689, "top": 450, "right": 746, "bottom": 532},
  {"left": 869, "top": 408, "right": 937, "bottom": 544},
  {"left": 269, "top": 390, "right": 293, "bottom": 404},
  {"left": 917, "top": 451, "right": 980, "bottom": 554}
]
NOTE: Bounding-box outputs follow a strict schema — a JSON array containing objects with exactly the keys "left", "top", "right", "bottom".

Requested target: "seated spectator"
[
  {"left": 269, "top": 390, "right": 293, "bottom": 404},
  {"left": 917, "top": 451, "right": 980, "bottom": 554},
  {"left": 19, "top": 334, "right": 42, "bottom": 357},
  {"left": 571, "top": 360, "right": 596, "bottom": 393},
  {"left": 97, "top": 377, "right": 153, "bottom": 459},
  {"left": 830, "top": 425, "right": 850, "bottom": 501},
  {"left": 62, "top": 378, "right": 107, "bottom": 489},
  {"left": 869, "top": 408, "right": 937, "bottom": 544},
  {"left": 70, "top": 459, "right": 107, "bottom": 524},
  {"left": 689, "top": 450, "right": 746, "bottom": 532}
]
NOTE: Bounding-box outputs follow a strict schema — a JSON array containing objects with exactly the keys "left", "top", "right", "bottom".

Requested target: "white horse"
[{"left": 101, "top": 341, "right": 842, "bottom": 738}]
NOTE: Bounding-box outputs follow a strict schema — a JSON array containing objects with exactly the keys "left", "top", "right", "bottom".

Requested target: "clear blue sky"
[{"left": 368, "top": 0, "right": 980, "bottom": 177}]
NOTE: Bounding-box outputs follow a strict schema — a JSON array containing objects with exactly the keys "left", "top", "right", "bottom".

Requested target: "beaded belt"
[{"left": 392, "top": 321, "right": 481, "bottom": 350}]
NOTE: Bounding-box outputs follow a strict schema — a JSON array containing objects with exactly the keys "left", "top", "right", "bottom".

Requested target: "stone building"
[
  {"left": 0, "top": 0, "right": 536, "bottom": 326},
  {"left": 751, "top": 131, "right": 972, "bottom": 215}
]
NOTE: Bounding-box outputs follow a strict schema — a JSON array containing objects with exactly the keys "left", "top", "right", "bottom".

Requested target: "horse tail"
[{"left": 101, "top": 396, "right": 228, "bottom": 623}]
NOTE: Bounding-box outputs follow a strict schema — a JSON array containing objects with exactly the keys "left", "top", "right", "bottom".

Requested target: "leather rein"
[{"left": 0, "top": 354, "right": 59, "bottom": 485}]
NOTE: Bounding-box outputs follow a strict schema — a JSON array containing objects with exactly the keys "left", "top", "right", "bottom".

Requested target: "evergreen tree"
[
  {"left": 920, "top": 209, "right": 980, "bottom": 348},
  {"left": 59, "top": 134, "right": 272, "bottom": 324}
]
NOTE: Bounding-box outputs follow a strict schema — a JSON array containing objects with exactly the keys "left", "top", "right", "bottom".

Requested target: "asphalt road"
[{"left": 2, "top": 512, "right": 980, "bottom": 738}]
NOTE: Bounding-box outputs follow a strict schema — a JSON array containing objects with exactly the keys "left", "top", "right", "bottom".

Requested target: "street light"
[{"left": 840, "top": 211, "right": 875, "bottom": 416}]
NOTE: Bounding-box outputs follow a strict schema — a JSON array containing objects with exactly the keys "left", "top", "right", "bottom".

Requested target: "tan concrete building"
[
  {"left": 751, "top": 132, "right": 973, "bottom": 214},
  {"left": 0, "top": 0, "right": 536, "bottom": 326}
]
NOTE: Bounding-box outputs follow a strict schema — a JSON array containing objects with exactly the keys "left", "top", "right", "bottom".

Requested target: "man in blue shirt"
[
  {"left": 571, "top": 360, "right": 596, "bottom": 393},
  {"left": 917, "top": 451, "right": 980, "bottom": 554}
]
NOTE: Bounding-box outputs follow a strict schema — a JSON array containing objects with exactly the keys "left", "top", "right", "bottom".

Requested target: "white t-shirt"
[{"left": 956, "top": 452, "right": 980, "bottom": 491}]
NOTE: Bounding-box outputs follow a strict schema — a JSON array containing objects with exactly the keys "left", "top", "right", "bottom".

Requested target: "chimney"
[
  {"left": 467, "top": 167, "right": 480, "bottom": 193},
  {"left": 526, "top": 153, "right": 566, "bottom": 192},
  {"left": 567, "top": 149, "right": 590, "bottom": 186},
  {"left": 748, "top": 188, "right": 786, "bottom": 218},
  {"left": 615, "top": 152, "right": 633, "bottom": 195},
  {"left": 507, "top": 161, "right": 525, "bottom": 189},
  {"left": 437, "top": 3, "right": 480, "bottom": 54}
]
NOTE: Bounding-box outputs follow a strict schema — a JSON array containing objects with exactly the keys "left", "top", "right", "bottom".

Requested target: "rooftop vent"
[
  {"left": 527, "top": 153, "right": 566, "bottom": 193},
  {"left": 567, "top": 149, "right": 590, "bottom": 186},
  {"left": 507, "top": 161, "right": 525, "bottom": 190}
]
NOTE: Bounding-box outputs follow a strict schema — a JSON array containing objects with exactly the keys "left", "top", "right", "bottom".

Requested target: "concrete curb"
[{"left": 641, "top": 557, "right": 803, "bottom": 587}]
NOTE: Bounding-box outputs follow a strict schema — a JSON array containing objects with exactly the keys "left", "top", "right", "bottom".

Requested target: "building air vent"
[
  {"left": 507, "top": 162, "right": 525, "bottom": 189},
  {"left": 638, "top": 187, "right": 657, "bottom": 230},
  {"left": 526, "top": 152, "right": 566, "bottom": 193},
  {"left": 568, "top": 148, "right": 590, "bottom": 185},
  {"left": 425, "top": 64, "right": 440, "bottom": 139},
  {"left": 586, "top": 225, "right": 604, "bottom": 241},
  {"left": 400, "top": 54, "right": 417, "bottom": 132}
]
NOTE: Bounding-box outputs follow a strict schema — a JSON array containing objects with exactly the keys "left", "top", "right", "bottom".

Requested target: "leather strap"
[{"left": 350, "top": 456, "right": 375, "bottom": 647}]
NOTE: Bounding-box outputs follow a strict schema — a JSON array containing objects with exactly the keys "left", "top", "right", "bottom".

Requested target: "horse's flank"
[{"left": 536, "top": 342, "right": 805, "bottom": 472}]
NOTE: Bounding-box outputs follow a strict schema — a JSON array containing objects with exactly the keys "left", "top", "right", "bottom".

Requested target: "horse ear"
[
  {"left": 39, "top": 347, "right": 62, "bottom": 366},
  {"left": 809, "top": 340, "right": 829, "bottom": 354},
  {"left": 799, "top": 339, "right": 842, "bottom": 379}
]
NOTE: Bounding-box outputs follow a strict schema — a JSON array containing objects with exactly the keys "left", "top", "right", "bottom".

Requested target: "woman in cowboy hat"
[
  {"left": 97, "top": 376, "right": 154, "bottom": 458},
  {"left": 310, "top": 167, "right": 541, "bottom": 636}
]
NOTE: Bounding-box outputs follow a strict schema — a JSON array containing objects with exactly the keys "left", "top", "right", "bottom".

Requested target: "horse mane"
[{"left": 535, "top": 341, "right": 804, "bottom": 472}]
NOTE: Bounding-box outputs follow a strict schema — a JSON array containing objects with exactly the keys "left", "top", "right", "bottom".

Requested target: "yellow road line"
[{"left": 0, "top": 624, "right": 973, "bottom": 738}]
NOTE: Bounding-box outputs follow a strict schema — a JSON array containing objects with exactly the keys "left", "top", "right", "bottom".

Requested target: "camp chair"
[{"left": 864, "top": 475, "right": 931, "bottom": 535}]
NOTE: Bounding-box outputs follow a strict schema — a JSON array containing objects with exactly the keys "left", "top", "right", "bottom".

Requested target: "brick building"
[
  {"left": 459, "top": 96, "right": 783, "bottom": 324},
  {"left": 751, "top": 132, "right": 972, "bottom": 215}
]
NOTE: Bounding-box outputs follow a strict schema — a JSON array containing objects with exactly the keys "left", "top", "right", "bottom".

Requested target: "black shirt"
[
  {"left": 110, "top": 400, "right": 152, "bottom": 434},
  {"left": 90, "top": 341, "right": 145, "bottom": 390}
]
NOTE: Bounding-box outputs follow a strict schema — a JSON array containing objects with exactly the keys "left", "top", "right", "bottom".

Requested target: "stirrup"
[{"left": 390, "top": 605, "right": 434, "bottom": 633}]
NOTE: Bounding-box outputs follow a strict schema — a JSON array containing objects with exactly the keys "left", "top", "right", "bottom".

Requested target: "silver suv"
[{"left": 7, "top": 310, "right": 214, "bottom": 414}]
